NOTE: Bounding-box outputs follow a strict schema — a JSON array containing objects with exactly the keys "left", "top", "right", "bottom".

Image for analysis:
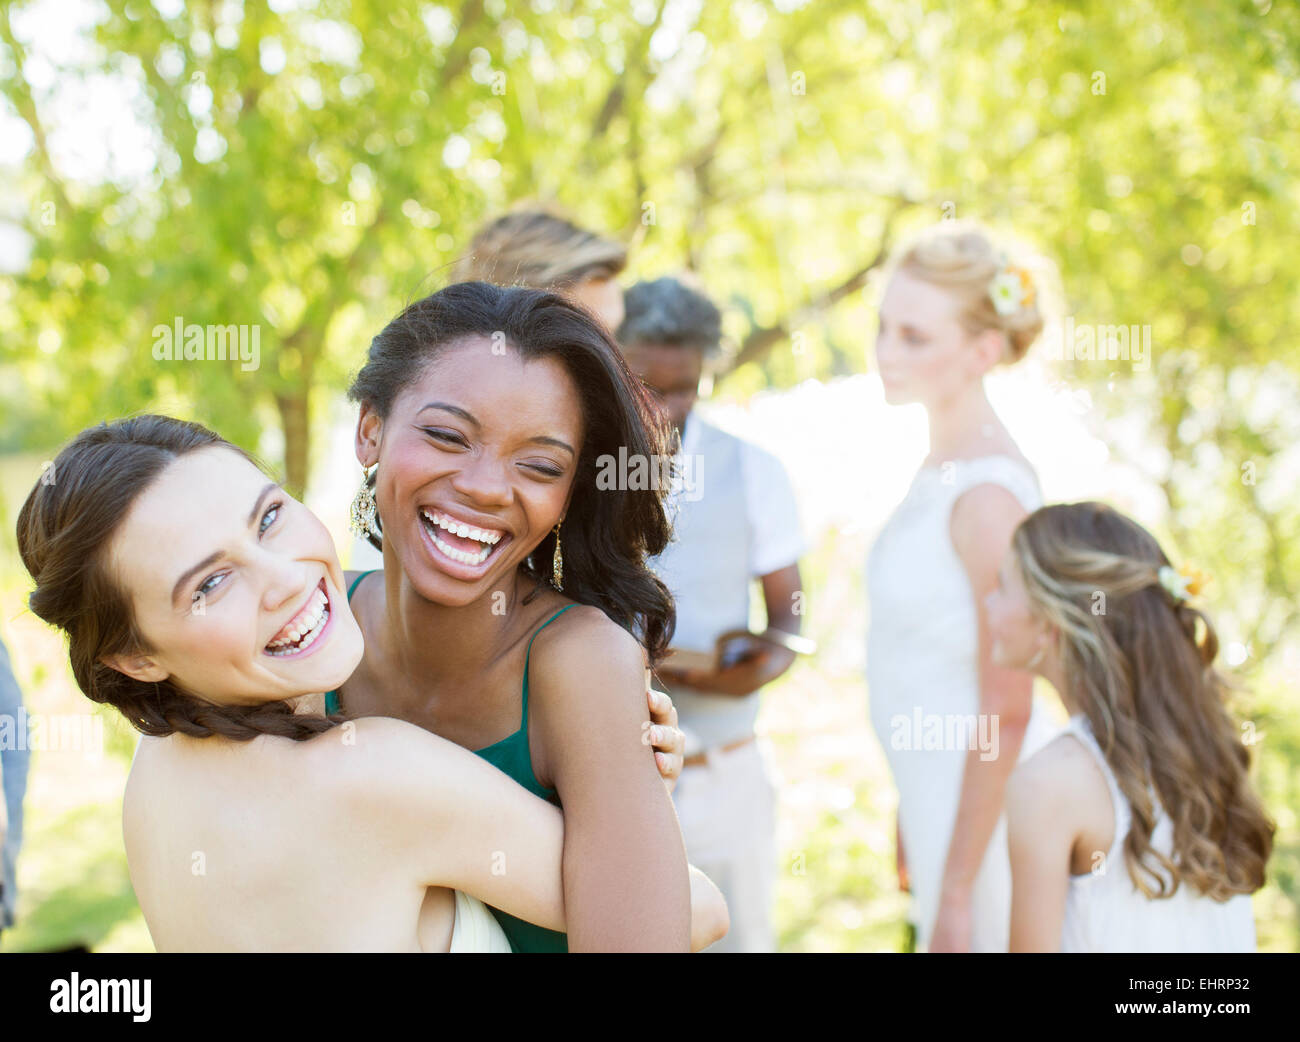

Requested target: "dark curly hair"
[
  {"left": 348, "top": 281, "right": 677, "bottom": 662},
  {"left": 16, "top": 415, "right": 339, "bottom": 742}
]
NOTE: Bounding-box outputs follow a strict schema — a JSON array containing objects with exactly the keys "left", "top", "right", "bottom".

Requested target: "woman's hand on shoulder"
[
  {"left": 647, "top": 685, "right": 683, "bottom": 792},
  {"left": 535, "top": 608, "right": 683, "bottom": 791}
]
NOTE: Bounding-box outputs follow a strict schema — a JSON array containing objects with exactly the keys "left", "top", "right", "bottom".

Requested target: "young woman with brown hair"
[
  {"left": 988, "top": 501, "right": 1273, "bottom": 951},
  {"left": 16, "top": 413, "right": 726, "bottom": 952}
]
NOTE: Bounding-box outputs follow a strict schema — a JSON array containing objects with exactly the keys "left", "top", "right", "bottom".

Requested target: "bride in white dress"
[{"left": 866, "top": 222, "right": 1059, "bottom": 952}]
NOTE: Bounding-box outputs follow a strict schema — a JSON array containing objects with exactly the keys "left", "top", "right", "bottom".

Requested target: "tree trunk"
[{"left": 275, "top": 390, "right": 310, "bottom": 499}]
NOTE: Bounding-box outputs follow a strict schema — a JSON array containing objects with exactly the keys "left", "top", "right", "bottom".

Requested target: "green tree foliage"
[{"left": 1, "top": 0, "right": 1297, "bottom": 664}]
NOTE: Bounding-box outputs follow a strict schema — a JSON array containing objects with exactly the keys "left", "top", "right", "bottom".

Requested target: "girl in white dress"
[
  {"left": 986, "top": 502, "right": 1274, "bottom": 951},
  {"left": 867, "top": 221, "right": 1059, "bottom": 952}
]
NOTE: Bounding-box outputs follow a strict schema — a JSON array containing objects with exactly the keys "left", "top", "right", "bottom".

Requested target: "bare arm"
[
  {"left": 762, "top": 562, "right": 804, "bottom": 637},
  {"left": 342, "top": 716, "right": 569, "bottom": 930},
  {"left": 689, "top": 866, "right": 730, "bottom": 949},
  {"left": 532, "top": 608, "right": 692, "bottom": 950},
  {"left": 339, "top": 570, "right": 684, "bottom": 788},
  {"left": 754, "top": 562, "right": 802, "bottom": 684},
  {"left": 1007, "top": 749, "right": 1078, "bottom": 951},
  {"left": 336, "top": 715, "right": 720, "bottom": 949},
  {"left": 930, "top": 484, "right": 1034, "bottom": 951}
]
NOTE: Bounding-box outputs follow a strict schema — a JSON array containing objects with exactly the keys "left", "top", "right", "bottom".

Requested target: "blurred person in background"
[
  {"left": 619, "top": 275, "right": 809, "bottom": 953},
  {"left": 867, "top": 221, "right": 1059, "bottom": 952},
  {"left": 0, "top": 631, "right": 30, "bottom": 942},
  {"left": 453, "top": 208, "right": 628, "bottom": 332},
  {"left": 992, "top": 502, "right": 1271, "bottom": 952}
]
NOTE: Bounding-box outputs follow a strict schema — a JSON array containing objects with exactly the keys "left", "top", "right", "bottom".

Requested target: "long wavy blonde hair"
[{"left": 1012, "top": 502, "right": 1274, "bottom": 900}]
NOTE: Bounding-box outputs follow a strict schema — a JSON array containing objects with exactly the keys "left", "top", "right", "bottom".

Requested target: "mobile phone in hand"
[{"left": 717, "top": 633, "right": 766, "bottom": 669}]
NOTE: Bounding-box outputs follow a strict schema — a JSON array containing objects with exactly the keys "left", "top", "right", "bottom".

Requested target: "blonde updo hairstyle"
[{"left": 891, "top": 220, "right": 1046, "bottom": 365}]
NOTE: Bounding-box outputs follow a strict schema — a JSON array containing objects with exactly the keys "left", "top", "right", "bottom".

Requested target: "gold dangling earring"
[
  {"left": 349, "top": 464, "right": 381, "bottom": 541},
  {"left": 550, "top": 521, "right": 564, "bottom": 591}
]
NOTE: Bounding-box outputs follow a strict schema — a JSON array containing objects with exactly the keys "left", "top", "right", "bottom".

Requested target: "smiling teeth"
[
  {"left": 431, "top": 530, "right": 493, "bottom": 566},
  {"left": 420, "top": 509, "right": 502, "bottom": 546},
  {"left": 266, "top": 587, "right": 329, "bottom": 654}
]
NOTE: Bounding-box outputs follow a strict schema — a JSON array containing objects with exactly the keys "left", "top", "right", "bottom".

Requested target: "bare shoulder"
[
  {"left": 950, "top": 481, "right": 1028, "bottom": 544},
  {"left": 1008, "top": 732, "right": 1101, "bottom": 834},
  {"left": 533, "top": 603, "right": 644, "bottom": 664},
  {"left": 1049, "top": 729, "right": 1117, "bottom": 850},
  {"left": 121, "top": 735, "right": 163, "bottom": 829},
  {"left": 297, "top": 716, "right": 465, "bottom": 808},
  {"left": 529, "top": 603, "right": 647, "bottom": 712}
]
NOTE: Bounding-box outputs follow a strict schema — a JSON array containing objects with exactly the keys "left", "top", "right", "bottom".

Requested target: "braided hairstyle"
[{"left": 16, "top": 415, "right": 340, "bottom": 743}]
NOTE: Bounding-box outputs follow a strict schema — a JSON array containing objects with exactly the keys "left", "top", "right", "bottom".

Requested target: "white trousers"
[{"left": 672, "top": 737, "right": 777, "bottom": 953}]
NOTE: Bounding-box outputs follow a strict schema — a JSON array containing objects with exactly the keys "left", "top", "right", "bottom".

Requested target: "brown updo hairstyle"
[
  {"left": 16, "top": 414, "right": 339, "bottom": 743},
  {"left": 892, "top": 219, "right": 1046, "bottom": 364}
]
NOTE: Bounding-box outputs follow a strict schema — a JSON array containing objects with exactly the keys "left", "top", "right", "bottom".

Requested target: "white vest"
[{"left": 649, "top": 418, "right": 758, "bottom": 749}]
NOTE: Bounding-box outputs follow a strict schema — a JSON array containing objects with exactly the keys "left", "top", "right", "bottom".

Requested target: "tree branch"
[
  {"left": 724, "top": 196, "right": 913, "bottom": 373},
  {"left": 0, "top": 6, "right": 75, "bottom": 217},
  {"left": 440, "top": 0, "right": 486, "bottom": 86},
  {"left": 590, "top": 1, "right": 667, "bottom": 141}
]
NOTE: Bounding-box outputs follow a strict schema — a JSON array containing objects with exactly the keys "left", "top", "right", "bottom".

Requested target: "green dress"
[{"left": 325, "top": 570, "right": 571, "bottom": 952}]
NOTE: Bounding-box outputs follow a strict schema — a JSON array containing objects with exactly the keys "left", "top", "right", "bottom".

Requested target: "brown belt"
[{"left": 682, "top": 733, "right": 756, "bottom": 768}]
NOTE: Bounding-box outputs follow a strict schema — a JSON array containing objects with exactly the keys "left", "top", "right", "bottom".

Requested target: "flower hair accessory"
[
  {"left": 1157, "top": 562, "right": 1210, "bottom": 604},
  {"left": 988, "top": 256, "right": 1036, "bottom": 317}
]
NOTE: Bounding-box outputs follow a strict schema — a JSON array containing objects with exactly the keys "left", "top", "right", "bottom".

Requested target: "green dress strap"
[
  {"left": 345, "top": 570, "right": 375, "bottom": 600},
  {"left": 476, "top": 601, "right": 575, "bottom": 953},
  {"left": 323, "top": 570, "right": 376, "bottom": 716},
  {"left": 324, "top": 591, "right": 576, "bottom": 952},
  {"left": 520, "top": 603, "right": 577, "bottom": 731}
]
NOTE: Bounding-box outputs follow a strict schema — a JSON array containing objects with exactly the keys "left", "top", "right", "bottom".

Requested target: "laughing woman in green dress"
[{"left": 329, "top": 281, "right": 701, "bottom": 950}]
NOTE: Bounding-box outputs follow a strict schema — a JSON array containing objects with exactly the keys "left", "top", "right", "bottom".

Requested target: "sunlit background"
[{"left": 1, "top": 0, "right": 1297, "bottom": 951}]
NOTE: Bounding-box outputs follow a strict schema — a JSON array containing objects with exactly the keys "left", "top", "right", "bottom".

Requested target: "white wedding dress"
[
  {"left": 447, "top": 889, "right": 513, "bottom": 953},
  {"left": 866, "top": 454, "right": 1060, "bottom": 952}
]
